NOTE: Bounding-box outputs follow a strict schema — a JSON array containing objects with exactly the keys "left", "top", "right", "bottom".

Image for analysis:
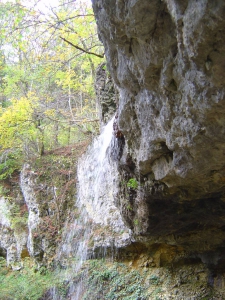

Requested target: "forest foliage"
[{"left": 0, "top": 0, "right": 104, "bottom": 179}]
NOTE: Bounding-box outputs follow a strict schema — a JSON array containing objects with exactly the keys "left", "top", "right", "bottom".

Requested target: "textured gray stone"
[
  {"left": 0, "top": 197, "right": 28, "bottom": 267},
  {"left": 92, "top": 0, "right": 225, "bottom": 252},
  {"left": 20, "top": 164, "right": 43, "bottom": 260},
  {"left": 20, "top": 164, "right": 56, "bottom": 264},
  {"left": 95, "top": 62, "right": 117, "bottom": 126}
]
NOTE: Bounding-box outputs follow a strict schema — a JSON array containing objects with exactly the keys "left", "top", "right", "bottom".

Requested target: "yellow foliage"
[
  {"left": 44, "top": 109, "right": 56, "bottom": 117},
  {"left": 0, "top": 93, "right": 38, "bottom": 150}
]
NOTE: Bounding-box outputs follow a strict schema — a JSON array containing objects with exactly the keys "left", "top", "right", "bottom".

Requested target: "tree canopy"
[{"left": 0, "top": 0, "right": 104, "bottom": 177}]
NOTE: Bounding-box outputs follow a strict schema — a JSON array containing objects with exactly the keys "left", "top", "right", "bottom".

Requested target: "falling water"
[
  {"left": 78, "top": 117, "right": 126, "bottom": 231},
  {"left": 53, "top": 117, "right": 131, "bottom": 299}
]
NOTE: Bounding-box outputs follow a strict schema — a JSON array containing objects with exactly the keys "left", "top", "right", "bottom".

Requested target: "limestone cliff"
[
  {"left": 0, "top": 196, "right": 28, "bottom": 269},
  {"left": 92, "top": 0, "right": 225, "bottom": 283},
  {"left": 0, "top": 144, "right": 87, "bottom": 270}
]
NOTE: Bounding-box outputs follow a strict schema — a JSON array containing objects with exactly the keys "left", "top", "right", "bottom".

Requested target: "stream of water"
[{"left": 53, "top": 117, "right": 130, "bottom": 299}]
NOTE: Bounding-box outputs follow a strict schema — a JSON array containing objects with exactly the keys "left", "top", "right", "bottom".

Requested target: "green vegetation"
[
  {"left": 0, "top": 258, "right": 150, "bottom": 300},
  {"left": 0, "top": 257, "right": 58, "bottom": 300},
  {"left": 149, "top": 274, "right": 160, "bottom": 285},
  {"left": 127, "top": 178, "right": 138, "bottom": 190},
  {"left": 9, "top": 203, "right": 28, "bottom": 230},
  {"left": 0, "top": 254, "right": 216, "bottom": 300},
  {"left": 0, "top": 149, "right": 22, "bottom": 181},
  {"left": 82, "top": 260, "right": 151, "bottom": 300},
  {"left": 133, "top": 218, "right": 139, "bottom": 226},
  {"left": 0, "top": 0, "right": 104, "bottom": 178}
]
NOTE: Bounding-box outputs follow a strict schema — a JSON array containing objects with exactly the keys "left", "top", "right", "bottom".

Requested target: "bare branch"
[{"left": 59, "top": 36, "right": 105, "bottom": 58}]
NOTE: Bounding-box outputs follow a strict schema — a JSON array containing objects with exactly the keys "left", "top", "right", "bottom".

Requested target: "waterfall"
[
  {"left": 53, "top": 117, "right": 131, "bottom": 299},
  {"left": 78, "top": 117, "right": 126, "bottom": 231}
]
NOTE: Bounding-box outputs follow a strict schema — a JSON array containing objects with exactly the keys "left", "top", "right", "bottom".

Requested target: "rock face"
[
  {"left": 95, "top": 62, "right": 118, "bottom": 125},
  {"left": 0, "top": 196, "right": 28, "bottom": 269},
  {"left": 20, "top": 156, "right": 77, "bottom": 267},
  {"left": 92, "top": 0, "right": 225, "bottom": 261},
  {"left": 20, "top": 164, "right": 45, "bottom": 263}
]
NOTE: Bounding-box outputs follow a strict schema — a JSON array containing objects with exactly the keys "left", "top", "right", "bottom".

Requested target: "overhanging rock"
[{"left": 92, "top": 0, "right": 225, "bottom": 252}]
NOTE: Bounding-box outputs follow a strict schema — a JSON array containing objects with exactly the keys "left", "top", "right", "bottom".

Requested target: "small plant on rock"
[{"left": 127, "top": 178, "right": 138, "bottom": 190}]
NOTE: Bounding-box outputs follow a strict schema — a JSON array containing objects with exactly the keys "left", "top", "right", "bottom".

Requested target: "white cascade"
[{"left": 54, "top": 117, "right": 131, "bottom": 299}]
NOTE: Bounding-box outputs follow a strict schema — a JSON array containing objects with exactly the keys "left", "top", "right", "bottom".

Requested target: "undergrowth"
[
  {"left": 0, "top": 257, "right": 60, "bottom": 300},
  {"left": 82, "top": 260, "right": 151, "bottom": 300}
]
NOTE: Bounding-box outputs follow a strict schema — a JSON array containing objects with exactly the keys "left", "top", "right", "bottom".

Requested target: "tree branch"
[{"left": 59, "top": 36, "right": 104, "bottom": 58}]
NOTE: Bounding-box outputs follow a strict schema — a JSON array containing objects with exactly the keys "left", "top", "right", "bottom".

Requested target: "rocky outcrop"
[
  {"left": 0, "top": 144, "right": 83, "bottom": 269},
  {"left": 95, "top": 62, "right": 118, "bottom": 126},
  {"left": 20, "top": 150, "right": 78, "bottom": 267},
  {"left": 0, "top": 196, "right": 28, "bottom": 269},
  {"left": 20, "top": 164, "right": 46, "bottom": 263},
  {"left": 92, "top": 0, "right": 225, "bottom": 274}
]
